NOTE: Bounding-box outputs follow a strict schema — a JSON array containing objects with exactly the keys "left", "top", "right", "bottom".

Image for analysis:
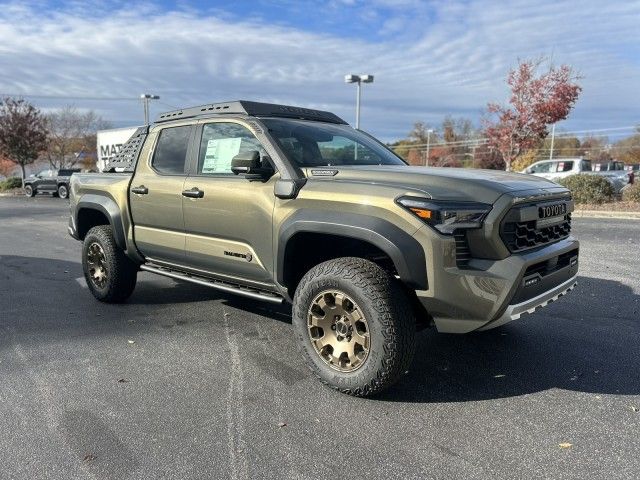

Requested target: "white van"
[
  {"left": 522, "top": 158, "right": 592, "bottom": 181},
  {"left": 523, "top": 157, "right": 630, "bottom": 192}
]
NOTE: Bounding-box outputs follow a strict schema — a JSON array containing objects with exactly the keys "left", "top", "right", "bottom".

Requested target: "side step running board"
[{"left": 140, "top": 264, "right": 284, "bottom": 304}]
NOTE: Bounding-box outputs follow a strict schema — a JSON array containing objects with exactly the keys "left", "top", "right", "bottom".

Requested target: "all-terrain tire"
[
  {"left": 292, "top": 257, "right": 416, "bottom": 397},
  {"left": 82, "top": 225, "right": 138, "bottom": 303}
]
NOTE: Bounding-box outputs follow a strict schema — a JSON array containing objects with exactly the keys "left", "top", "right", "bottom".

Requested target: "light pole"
[
  {"left": 425, "top": 129, "right": 434, "bottom": 166},
  {"left": 344, "top": 74, "right": 374, "bottom": 129},
  {"left": 549, "top": 123, "right": 556, "bottom": 160},
  {"left": 140, "top": 94, "right": 160, "bottom": 125}
]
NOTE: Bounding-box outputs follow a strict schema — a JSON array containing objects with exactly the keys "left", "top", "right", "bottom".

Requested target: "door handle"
[
  {"left": 182, "top": 187, "right": 204, "bottom": 199},
  {"left": 131, "top": 185, "right": 149, "bottom": 195}
]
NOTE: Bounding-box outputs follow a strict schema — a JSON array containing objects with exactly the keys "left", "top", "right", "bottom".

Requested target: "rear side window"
[
  {"left": 557, "top": 161, "right": 574, "bottom": 172},
  {"left": 152, "top": 126, "right": 191, "bottom": 174},
  {"left": 580, "top": 160, "right": 592, "bottom": 171}
]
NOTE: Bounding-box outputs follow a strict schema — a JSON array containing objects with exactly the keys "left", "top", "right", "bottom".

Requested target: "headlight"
[{"left": 397, "top": 197, "right": 492, "bottom": 235}]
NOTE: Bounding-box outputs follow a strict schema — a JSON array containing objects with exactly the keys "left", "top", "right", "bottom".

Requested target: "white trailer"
[{"left": 96, "top": 126, "right": 139, "bottom": 171}]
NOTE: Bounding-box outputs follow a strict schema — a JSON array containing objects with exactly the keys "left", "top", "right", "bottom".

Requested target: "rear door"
[
  {"left": 181, "top": 120, "right": 277, "bottom": 286},
  {"left": 129, "top": 124, "right": 194, "bottom": 264}
]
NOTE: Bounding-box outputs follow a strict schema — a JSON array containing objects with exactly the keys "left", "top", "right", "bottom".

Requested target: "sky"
[{"left": 0, "top": 0, "right": 639, "bottom": 141}]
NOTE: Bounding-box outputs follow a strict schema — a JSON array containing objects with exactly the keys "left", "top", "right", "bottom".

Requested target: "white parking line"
[{"left": 75, "top": 277, "right": 87, "bottom": 288}]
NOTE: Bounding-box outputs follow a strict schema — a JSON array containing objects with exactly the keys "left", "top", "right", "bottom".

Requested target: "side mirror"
[
  {"left": 525, "top": 168, "right": 533, "bottom": 174},
  {"left": 29, "top": 174, "right": 36, "bottom": 178},
  {"left": 231, "top": 150, "right": 274, "bottom": 179}
]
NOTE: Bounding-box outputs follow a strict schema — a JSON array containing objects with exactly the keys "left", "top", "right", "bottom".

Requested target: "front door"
[
  {"left": 35, "top": 169, "right": 57, "bottom": 192},
  {"left": 182, "top": 121, "right": 276, "bottom": 287},
  {"left": 129, "top": 124, "right": 193, "bottom": 264}
]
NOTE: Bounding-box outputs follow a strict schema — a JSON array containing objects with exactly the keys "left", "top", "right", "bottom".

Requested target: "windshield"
[{"left": 262, "top": 118, "right": 406, "bottom": 167}]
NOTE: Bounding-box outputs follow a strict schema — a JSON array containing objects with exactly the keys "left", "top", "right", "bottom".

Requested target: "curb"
[{"left": 573, "top": 210, "right": 640, "bottom": 220}]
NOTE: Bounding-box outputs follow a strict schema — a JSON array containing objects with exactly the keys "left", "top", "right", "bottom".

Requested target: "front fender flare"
[{"left": 277, "top": 210, "right": 427, "bottom": 290}]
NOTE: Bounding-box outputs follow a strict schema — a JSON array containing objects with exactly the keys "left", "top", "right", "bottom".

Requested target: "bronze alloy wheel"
[
  {"left": 307, "top": 290, "right": 370, "bottom": 372},
  {"left": 86, "top": 242, "right": 108, "bottom": 288}
]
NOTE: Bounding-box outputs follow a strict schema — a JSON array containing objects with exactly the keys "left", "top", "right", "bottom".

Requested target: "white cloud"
[{"left": 0, "top": 0, "right": 638, "bottom": 140}]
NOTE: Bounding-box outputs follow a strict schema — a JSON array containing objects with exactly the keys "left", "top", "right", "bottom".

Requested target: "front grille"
[
  {"left": 501, "top": 206, "right": 571, "bottom": 253},
  {"left": 454, "top": 231, "right": 472, "bottom": 268}
]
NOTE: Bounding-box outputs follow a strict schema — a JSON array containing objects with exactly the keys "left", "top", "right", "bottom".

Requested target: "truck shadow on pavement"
[
  {"left": 379, "top": 275, "right": 640, "bottom": 403},
  {"left": 2, "top": 255, "right": 638, "bottom": 402}
]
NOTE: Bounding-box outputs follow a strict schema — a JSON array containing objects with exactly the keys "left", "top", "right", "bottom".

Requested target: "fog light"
[{"left": 524, "top": 277, "right": 540, "bottom": 287}]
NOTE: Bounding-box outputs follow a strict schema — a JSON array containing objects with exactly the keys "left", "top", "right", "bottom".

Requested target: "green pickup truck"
[{"left": 68, "top": 100, "right": 579, "bottom": 396}]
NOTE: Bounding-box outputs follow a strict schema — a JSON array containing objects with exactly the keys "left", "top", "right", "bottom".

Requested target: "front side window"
[
  {"left": 262, "top": 118, "right": 406, "bottom": 167},
  {"left": 198, "top": 123, "right": 267, "bottom": 175},
  {"left": 152, "top": 126, "right": 191, "bottom": 174},
  {"left": 531, "top": 162, "right": 552, "bottom": 173}
]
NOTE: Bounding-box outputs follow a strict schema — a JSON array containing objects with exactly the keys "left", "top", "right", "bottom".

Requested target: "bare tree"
[
  {"left": 44, "top": 106, "right": 111, "bottom": 169},
  {"left": 0, "top": 98, "right": 48, "bottom": 184}
]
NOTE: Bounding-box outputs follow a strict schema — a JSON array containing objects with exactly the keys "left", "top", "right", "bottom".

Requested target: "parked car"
[
  {"left": 69, "top": 100, "right": 579, "bottom": 396},
  {"left": 523, "top": 158, "right": 629, "bottom": 193},
  {"left": 523, "top": 158, "right": 592, "bottom": 181},
  {"left": 23, "top": 168, "right": 80, "bottom": 198},
  {"left": 626, "top": 164, "right": 639, "bottom": 184}
]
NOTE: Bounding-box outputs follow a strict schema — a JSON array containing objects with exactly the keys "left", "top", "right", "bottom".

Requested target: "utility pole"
[
  {"left": 549, "top": 123, "right": 556, "bottom": 160},
  {"left": 140, "top": 94, "right": 160, "bottom": 125}
]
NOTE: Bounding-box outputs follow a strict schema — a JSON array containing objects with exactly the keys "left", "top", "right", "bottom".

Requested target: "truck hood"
[{"left": 306, "top": 165, "right": 567, "bottom": 203}]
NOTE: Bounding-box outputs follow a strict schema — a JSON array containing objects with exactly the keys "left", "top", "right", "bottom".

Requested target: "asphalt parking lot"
[{"left": 1, "top": 195, "right": 639, "bottom": 480}]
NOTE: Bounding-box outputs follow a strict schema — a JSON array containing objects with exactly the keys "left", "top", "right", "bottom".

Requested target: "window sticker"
[{"left": 202, "top": 137, "right": 242, "bottom": 173}]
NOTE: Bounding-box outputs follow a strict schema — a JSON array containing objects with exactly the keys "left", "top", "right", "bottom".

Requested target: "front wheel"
[
  {"left": 292, "top": 257, "right": 416, "bottom": 397},
  {"left": 82, "top": 225, "right": 138, "bottom": 303},
  {"left": 57, "top": 184, "right": 69, "bottom": 199},
  {"left": 24, "top": 185, "right": 35, "bottom": 197}
]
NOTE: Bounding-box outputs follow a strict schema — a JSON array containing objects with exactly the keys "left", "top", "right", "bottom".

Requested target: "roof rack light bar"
[{"left": 156, "top": 100, "right": 348, "bottom": 125}]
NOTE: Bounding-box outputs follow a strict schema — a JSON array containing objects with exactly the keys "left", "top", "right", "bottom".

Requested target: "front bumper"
[
  {"left": 413, "top": 227, "right": 579, "bottom": 333},
  {"left": 477, "top": 274, "right": 577, "bottom": 331}
]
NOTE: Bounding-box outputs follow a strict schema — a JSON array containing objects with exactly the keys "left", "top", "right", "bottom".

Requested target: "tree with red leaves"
[
  {"left": 484, "top": 59, "right": 581, "bottom": 171},
  {"left": 0, "top": 156, "right": 15, "bottom": 177},
  {"left": 0, "top": 98, "right": 48, "bottom": 184}
]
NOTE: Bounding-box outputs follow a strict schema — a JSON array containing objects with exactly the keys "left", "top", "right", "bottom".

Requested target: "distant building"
[{"left": 96, "top": 127, "right": 139, "bottom": 171}]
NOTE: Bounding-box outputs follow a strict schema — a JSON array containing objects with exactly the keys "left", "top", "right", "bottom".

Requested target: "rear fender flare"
[{"left": 75, "top": 194, "right": 126, "bottom": 250}]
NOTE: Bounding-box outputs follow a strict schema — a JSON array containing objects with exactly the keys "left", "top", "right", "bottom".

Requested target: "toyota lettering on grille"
[{"left": 539, "top": 203, "right": 567, "bottom": 219}]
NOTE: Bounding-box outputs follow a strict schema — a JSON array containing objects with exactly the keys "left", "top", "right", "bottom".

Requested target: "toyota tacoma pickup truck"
[{"left": 69, "top": 100, "right": 579, "bottom": 396}]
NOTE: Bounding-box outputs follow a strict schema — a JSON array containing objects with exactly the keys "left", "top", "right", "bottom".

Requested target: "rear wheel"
[
  {"left": 57, "top": 184, "right": 69, "bottom": 199},
  {"left": 24, "top": 185, "right": 35, "bottom": 197},
  {"left": 292, "top": 257, "right": 416, "bottom": 397},
  {"left": 82, "top": 225, "right": 137, "bottom": 303}
]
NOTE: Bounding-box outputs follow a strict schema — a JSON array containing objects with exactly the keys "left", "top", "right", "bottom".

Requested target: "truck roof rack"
[
  {"left": 156, "top": 100, "right": 348, "bottom": 125},
  {"left": 104, "top": 126, "right": 149, "bottom": 172}
]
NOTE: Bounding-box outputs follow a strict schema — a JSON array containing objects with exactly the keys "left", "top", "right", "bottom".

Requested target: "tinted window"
[
  {"left": 557, "top": 161, "right": 574, "bottom": 172},
  {"left": 580, "top": 160, "right": 592, "bottom": 171},
  {"left": 263, "top": 118, "right": 405, "bottom": 167},
  {"left": 152, "top": 126, "right": 191, "bottom": 174},
  {"left": 198, "top": 123, "right": 266, "bottom": 175}
]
